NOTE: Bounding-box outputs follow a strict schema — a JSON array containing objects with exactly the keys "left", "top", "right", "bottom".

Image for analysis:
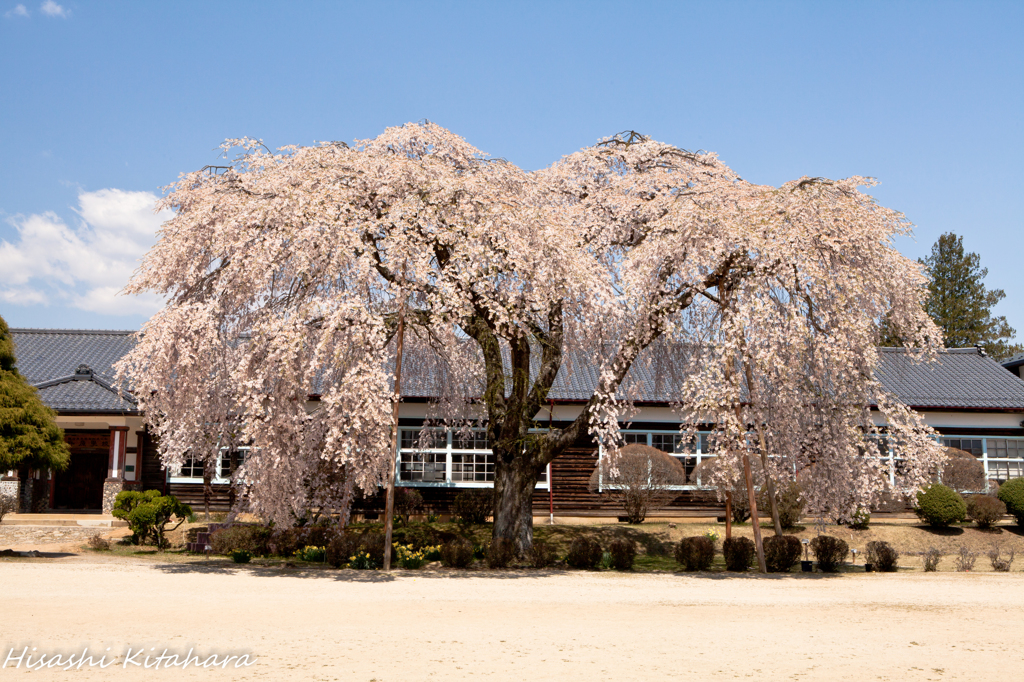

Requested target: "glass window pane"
[
  {"left": 451, "top": 452, "right": 494, "bottom": 482},
  {"left": 622, "top": 432, "right": 647, "bottom": 445},
  {"left": 401, "top": 428, "right": 446, "bottom": 450},
  {"left": 452, "top": 430, "right": 489, "bottom": 450},
  {"left": 399, "top": 452, "right": 446, "bottom": 482}
]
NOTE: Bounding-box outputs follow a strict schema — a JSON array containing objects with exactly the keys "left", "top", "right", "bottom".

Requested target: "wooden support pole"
[
  {"left": 382, "top": 292, "right": 407, "bottom": 572},
  {"left": 725, "top": 491, "right": 733, "bottom": 539},
  {"left": 743, "top": 453, "right": 767, "bottom": 573}
]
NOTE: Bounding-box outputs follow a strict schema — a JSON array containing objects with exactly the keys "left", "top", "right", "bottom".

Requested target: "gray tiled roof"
[
  {"left": 1002, "top": 352, "right": 1024, "bottom": 370},
  {"left": 35, "top": 379, "right": 137, "bottom": 412},
  {"left": 401, "top": 345, "right": 1024, "bottom": 411},
  {"left": 10, "top": 329, "right": 138, "bottom": 413},
  {"left": 875, "top": 347, "right": 1024, "bottom": 410},
  {"left": 11, "top": 329, "right": 1024, "bottom": 413}
]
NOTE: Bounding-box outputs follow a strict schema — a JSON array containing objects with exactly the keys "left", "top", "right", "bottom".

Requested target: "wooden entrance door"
[{"left": 53, "top": 431, "right": 110, "bottom": 511}]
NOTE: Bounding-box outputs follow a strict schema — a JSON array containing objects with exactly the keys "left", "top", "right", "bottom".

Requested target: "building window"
[
  {"left": 171, "top": 447, "right": 249, "bottom": 483},
  {"left": 451, "top": 452, "right": 495, "bottom": 482},
  {"left": 987, "top": 439, "right": 1023, "bottom": 459},
  {"left": 399, "top": 452, "right": 447, "bottom": 482},
  {"left": 985, "top": 438, "right": 1024, "bottom": 482},
  {"left": 608, "top": 431, "right": 715, "bottom": 489},
  {"left": 941, "top": 438, "right": 983, "bottom": 457},
  {"left": 397, "top": 427, "right": 547, "bottom": 488},
  {"left": 180, "top": 456, "right": 205, "bottom": 479}
]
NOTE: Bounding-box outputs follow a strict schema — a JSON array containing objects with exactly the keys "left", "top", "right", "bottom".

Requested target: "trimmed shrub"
[
  {"left": 915, "top": 484, "right": 966, "bottom": 528},
  {"left": 326, "top": 533, "right": 361, "bottom": 568},
  {"left": 763, "top": 535, "right": 801, "bottom": 573},
  {"left": 485, "top": 538, "right": 516, "bottom": 569},
  {"left": 988, "top": 547, "right": 1015, "bottom": 572},
  {"left": 528, "top": 540, "right": 556, "bottom": 568},
  {"left": 609, "top": 538, "right": 637, "bottom": 571},
  {"left": 810, "top": 535, "right": 849, "bottom": 572},
  {"left": 440, "top": 537, "right": 475, "bottom": 568},
  {"left": 774, "top": 482, "right": 806, "bottom": 529},
  {"left": 566, "top": 537, "right": 603, "bottom": 570},
  {"left": 722, "top": 537, "right": 755, "bottom": 572},
  {"left": 966, "top": 494, "right": 1006, "bottom": 529},
  {"left": 675, "top": 536, "right": 715, "bottom": 571},
  {"left": 111, "top": 490, "right": 192, "bottom": 548},
  {"left": 939, "top": 448, "right": 986, "bottom": 493},
  {"left": 588, "top": 444, "right": 687, "bottom": 523},
  {"left": 268, "top": 527, "right": 305, "bottom": 557},
  {"left": 848, "top": 507, "right": 871, "bottom": 530},
  {"left": 360, "top": 532, "right": 386, "bottom": 566},
  {"left": 922, "top": 547, "right": 941, "bottom": 572},
  {"left": 453, "top": 489, "right": 493, "bottom": 524},
  {"left": 210, "top": 524, "right": 273, "bottom": 557},
  {"left": 394, "top": 487, "right": 424, "bottom": 524},
  {"left": 731, "top": 488, "right": 751, "bottom": 524},
  {"left": 230, "top": 549, "right": 252, "bottom": 564},
  {"left": 866, "top": 540, "right": 899, "bottom": 572},
  {"left": 953, "top": 545, "right": 977, "bottom": 572},
  {"left": 997, "top": 478, "right": 1024, "bottom": 526},
  {"left": 391, "top": 521, "right": 458, "bottom": 550}
]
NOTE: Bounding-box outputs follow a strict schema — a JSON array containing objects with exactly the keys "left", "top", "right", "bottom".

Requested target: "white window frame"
[
  {"left": 169, "top": 447, "right": 249, "bottom": 485},
  {"left": 597, "top": 429, "right": 716, "bottom": 492},
  {"left": 938, "top": 434, "right": 1024, "bottom": 490},
  {"left": 396, "top": 427, "right": 549, "bottom": 490}
]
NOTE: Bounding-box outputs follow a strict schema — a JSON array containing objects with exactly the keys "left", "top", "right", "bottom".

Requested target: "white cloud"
[
  {"left": 5, "top": 4, "right": 29, "bottom": 17},
  {"left": 39, "top": 0, "right": 66, "bottom": 18},
  {"left": 0, "top": 189, "right": 171, "bottom": 316}
]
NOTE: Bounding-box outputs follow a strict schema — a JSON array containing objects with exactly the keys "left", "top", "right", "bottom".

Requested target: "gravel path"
[{"left": 1, "top": 555, "right": 1022, "bottom": 681}]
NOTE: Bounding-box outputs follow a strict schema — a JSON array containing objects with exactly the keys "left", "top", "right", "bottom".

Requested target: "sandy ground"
[{"left": 1, "top": 554, "right": 1023, "bottom": 681}]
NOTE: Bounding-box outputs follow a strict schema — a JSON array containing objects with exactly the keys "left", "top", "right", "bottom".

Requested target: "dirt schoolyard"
[{"left": 2, "top": 551, "right": 1023, "bottom": 681}]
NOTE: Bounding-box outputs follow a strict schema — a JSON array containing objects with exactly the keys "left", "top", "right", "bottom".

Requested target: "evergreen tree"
[
  {"left": 920, "top": 232, "right": 1021, "bottom": 358},
  {"left": 0, "top": 314, "right": 70, "bottom": 472}
]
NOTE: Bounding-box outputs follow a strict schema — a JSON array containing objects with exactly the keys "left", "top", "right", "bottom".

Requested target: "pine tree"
[
  {"left": 0, "top": 315, "right": 70, "bottom": 472},
  {"left": 921, "top": 232, "right": 1021, "bottom": 359}
]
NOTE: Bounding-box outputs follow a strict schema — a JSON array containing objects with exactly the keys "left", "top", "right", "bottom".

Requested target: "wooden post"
[
  {"left": 743, "top": 453, "right": 767, "bottom": 573},
  {"left": 725, "top": 491, "right": 733, "bottom": 539},
  {"left": 382, "top": 292, "right": 407, "bottom": 572}
]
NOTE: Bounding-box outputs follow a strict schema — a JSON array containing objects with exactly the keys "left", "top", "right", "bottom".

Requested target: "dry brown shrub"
[{"left": 588, "top": 444, "right": 686, "bottom": 524}]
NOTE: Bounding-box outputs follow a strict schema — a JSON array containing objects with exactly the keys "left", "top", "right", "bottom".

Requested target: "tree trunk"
[
  {"left": 743, "top": 362, "right": 782, "bottom": 536},
  {"left": 742, "top": 453, "right": 766, "bottom": 573},
  {"left": 492, "top": 453, "right": 540, "bottom": 555}
]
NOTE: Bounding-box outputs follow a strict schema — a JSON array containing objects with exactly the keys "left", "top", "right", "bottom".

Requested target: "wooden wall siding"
[
  {"left": 138, "top": 432, "right": 168, "bottom": 494},
  {"left": 347, "top": 447, "right": 724, "bottom": 517},
  {"left": 531, "top": 448, "right": 722, "bottom": 515},
  {"left": 168, "top": 483, "right": 234, "bottom": 512},
  {"left": 64, "top": 431, "right": 110, "bottom": 450}
]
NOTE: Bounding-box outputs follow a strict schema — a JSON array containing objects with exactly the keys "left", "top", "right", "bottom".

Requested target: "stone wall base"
[
  {"left": 18, "top": 475, "right": 51, "bottom": 513},
  {"left": 102, "top": 479, "right": 143, "bottom": 514},
  {"left": 1, "top": 476, "right": 19, "bottom": 515}
]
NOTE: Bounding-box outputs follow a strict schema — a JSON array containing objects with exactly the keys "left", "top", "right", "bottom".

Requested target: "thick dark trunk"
[{"left": 492, "top": 452, "right": 541, "bottom": 555}]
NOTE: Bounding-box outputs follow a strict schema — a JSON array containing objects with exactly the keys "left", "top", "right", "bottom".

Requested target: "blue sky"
[{"left": 1, "top": 1, "right": 1021, "bottom": 339}]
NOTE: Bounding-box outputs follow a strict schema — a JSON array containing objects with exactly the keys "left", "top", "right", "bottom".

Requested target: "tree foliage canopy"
[
  {"left": 0, "top": 314, "right": 69, "bottom": 472},
  {"left": 920, "top": 232, "right": 1020, "bottom": 358},
  {"left": 119, "top": 122, "right": 944, "bottom": 546}
]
